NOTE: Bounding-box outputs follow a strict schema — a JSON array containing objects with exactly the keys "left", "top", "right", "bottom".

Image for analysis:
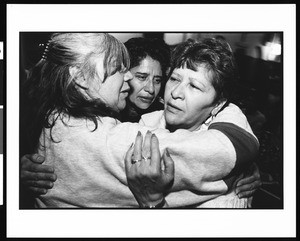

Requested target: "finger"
[
  {"left": 133, "top": 131, "right": 143, "bottom": 163},
  {"left": 142, "top": 130, "right": 152, "bottom": 161},
  {"left": 236, "top": 175, "right": 256, "bottom": 187},
  {"left": 236, "top": 190, "right": 255, "bottom": 199},
  {"left": 25, "top": 180, "right": 54, "bottom": 189},
  {"left": 235, "top": 183, "right": 253, "bottom": 194},
  {"left": 125, "top": 143, "right": 134, "bottom": 172},
  {"left": 236, "top": 179, "right": 260, "bottom": 193},
  {"left": 252, "top": 163, "right": 261, "bottom": 179},
  {"left": 30, "top": 154, "right": 45, "bottom": 164},
  {"left": 27, "top": 163, "right": 55, "bottom": 173},
  {"left": 150, "top": 134, "right": 161, "bottom": 172},
  {"left": 21, "top": 170, "right": 57, "bottom": 182},
  {"left": 235, "top": 173, "right": 244, "bottom": 183},
  {"left": 162, "top": 148, "right": 175, "bottom": 182},
  {"left": 21, "top": 154, "right": 32, "bottom": 166},
  {"left": 28, "top": 187, "right": 48, "bottom": 195}
]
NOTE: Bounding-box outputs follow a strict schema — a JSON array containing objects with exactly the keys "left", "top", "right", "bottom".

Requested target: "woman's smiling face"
[
  {"left": 164, "top": 65, "right": 217, "bottom": 131},
  {"left": 128, "top": 56, "right": 163, "bottom": 110}
]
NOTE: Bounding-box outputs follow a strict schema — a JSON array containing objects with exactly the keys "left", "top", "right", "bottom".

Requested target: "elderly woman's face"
[
  {"left": 128, "top": 56, "right": 162, "bottom": 110},
  {"left": 86, "top": 60, "right": 133, "bottom": 112},
  {"left": 164, "top": 65, "right": 217, "bottom": 131}
]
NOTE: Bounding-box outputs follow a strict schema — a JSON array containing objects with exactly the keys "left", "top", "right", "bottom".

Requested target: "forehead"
[
  {"left": 173, "top": 65, "right": 213, "bottom": 85},
  {"left": 135, "top": 56, "right": 162, "bottom": 69}
]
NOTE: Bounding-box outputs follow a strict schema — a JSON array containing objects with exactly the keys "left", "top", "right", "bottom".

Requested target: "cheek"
[
  {"left": 164, "top": 83, "right": 172, "bottom": 100},
  {"left": 154, "top": 84, "right": 161, "bottom": 97},
  {"left": 129, "top": 79, "right": 143, "bottom": 95},
  {"left": 186, "top": 97, "right": 213, "bottom": 120},
  {"left": 89, "top": 79, "right": 101, "bottom": 91}
]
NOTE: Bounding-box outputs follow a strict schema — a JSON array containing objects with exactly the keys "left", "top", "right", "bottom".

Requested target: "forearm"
[{"left": 156, "top": 128, "right": 257, "bottom": 191}]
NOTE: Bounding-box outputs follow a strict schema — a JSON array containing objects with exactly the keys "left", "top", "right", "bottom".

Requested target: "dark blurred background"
[{"left": 20, "top": 32, "right": 283, "bottom": 209}]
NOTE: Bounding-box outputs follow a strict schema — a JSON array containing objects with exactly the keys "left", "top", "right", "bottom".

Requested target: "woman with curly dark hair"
[
  {"left": 20, "top": 34, "right": 260, "bottom": 208},
  {"left": 121, "top": 37, "right": 170, "bottom": 122}
]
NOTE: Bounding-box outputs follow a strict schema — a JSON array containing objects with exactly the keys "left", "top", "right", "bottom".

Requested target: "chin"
[
  {"left": 165, "top": 112, "right": 179, "bottom": 126},
  {"left": 117, "top": 102, "right": 126, "bottom": 112},
  {"left": 136, "top": 103, "right": 151, "bottom": 110}
]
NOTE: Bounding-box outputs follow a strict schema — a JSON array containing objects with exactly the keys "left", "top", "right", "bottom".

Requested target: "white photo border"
[{"left": 7, "top": 4, "right": 296, "bottom": 238}]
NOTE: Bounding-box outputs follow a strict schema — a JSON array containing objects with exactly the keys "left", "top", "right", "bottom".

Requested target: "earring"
[{"left": 211, "top": 100, "right": 227, "bottom": 117}]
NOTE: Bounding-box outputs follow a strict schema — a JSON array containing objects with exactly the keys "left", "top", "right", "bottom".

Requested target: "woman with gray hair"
[{"left": 21, "top": 33, "right": 259, "bottom": 208}]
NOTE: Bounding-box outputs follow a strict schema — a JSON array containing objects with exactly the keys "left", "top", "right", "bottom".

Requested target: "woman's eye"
[
  {"left": 170, "top": 77, "right": 179, "bottom": 82},
  {"left": 154, "top": 78, "right": 162, "bottom": 84},
  {"left": 191, "top": 84, "right": 201, "bottom": 91},
  {"left": 136, "top": 75, "right": 147, "bottom": 81}
]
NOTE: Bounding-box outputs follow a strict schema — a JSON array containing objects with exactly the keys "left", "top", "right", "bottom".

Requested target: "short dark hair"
[
  {"left": 124, "top": 37, "right": 170, "bottom": 78},
  {"left": 169, "top": 38, "right": 237, "bottom": 103}
]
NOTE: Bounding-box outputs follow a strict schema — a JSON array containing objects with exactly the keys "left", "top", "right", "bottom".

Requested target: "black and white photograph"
[
  {"left": 5, "top": 4, "right": 296, "bottom": 238},
  {"left": 19, "top": 31, "right": 282, "bottom": 210},
  {"left": 0, "top": 42, "right": 3, "bottom": 106}
]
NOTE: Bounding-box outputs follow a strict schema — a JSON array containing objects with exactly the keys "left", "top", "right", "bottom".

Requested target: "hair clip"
[{"left": 41, "top": 41, "right": 50, "bottom": 61}]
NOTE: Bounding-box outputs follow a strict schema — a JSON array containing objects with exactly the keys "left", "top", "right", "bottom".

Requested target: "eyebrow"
[
  {"left": 135, "top": 72, "right": 148, "bottom": 75},
  {"left": 135, "top": 72, "right": 162, "bottom": 78},
  {"left": 171, "top": 72, "right": 181, "bottom": 78},
  {"left": 189, "top": 77, "right": 207, "bottom": 89}
]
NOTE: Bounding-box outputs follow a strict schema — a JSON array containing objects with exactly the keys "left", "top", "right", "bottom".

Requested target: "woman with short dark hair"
[
  {"left": 20, "top": 34, "right": 260, "bottom": 208},
  {"left": 121, "top": 37, "right": 170, "bottom": 122}
]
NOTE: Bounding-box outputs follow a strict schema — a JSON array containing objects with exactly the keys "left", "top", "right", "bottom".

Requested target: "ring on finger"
[
  {"left": 131, "top": 159, "right": 141, "bottom": 164},
  {"left": 142, "top": 155, "right": 151, "bottom": 162}
]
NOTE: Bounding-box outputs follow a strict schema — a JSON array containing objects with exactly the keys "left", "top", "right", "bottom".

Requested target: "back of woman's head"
[
  {"left": 24, "top": 33, "right": 130, "bottom": 149},
  {"left": 169, "top": 38, "right": 237, "bottom": 103},
  {"left": 124, "top": 37, "right": 170, "bottom": 77}
]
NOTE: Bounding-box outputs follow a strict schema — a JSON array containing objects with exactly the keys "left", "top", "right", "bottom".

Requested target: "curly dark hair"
[
  {"left": 169, "top": 38, "right": 237, "bottom": 104},
  {"left": 124, "top": 37, "right": 170, "bottom": 79}
]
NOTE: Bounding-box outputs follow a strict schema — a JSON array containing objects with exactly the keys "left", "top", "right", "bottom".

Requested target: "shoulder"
[
  {"left": 139, "top": 110, "right": 166, "bottom": 128},
  {"left": 210, "top": 103, "right": 253, "bottom": 134},
  {"left": 49, "top": 113, "right": 121, "bottom": 137},
  {"left": 208, "top": 103, "right": 259, "bottom": 175}
]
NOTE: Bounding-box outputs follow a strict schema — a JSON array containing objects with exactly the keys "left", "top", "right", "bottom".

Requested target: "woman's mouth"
[
  {"left": 166, "top": 102, "right": 182, "bottom": 113},
  {"left": 138, "top": 96, "right": 154, "bottom": 103},
  {"left": 120, "top": 88, "right": 130, "bottom": 97}
]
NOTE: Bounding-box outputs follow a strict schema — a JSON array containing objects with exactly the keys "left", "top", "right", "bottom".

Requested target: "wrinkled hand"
[
  {"left": 20, "top": 154, "right": 57, "bottom": 195},
  {"left": 235, "top": 162, "right": 262, "bottom": 198},
  {"left": 125, "top": 131, "right": 174, "bottom": 207}
]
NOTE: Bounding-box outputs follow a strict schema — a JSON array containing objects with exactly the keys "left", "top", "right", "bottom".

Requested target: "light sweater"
[{"left": 35, "top": 103, "right": 258, "bottom": 208}]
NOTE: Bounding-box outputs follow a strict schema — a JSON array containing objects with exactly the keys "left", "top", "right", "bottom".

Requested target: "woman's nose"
[
  {"left": 171, "top": 83, "right": 184, "bottom": 100},
  {"left": 123, "top": 80, "right": 130, "bottom": 89},
  {"left": 144, "top": 79, "right": 155, "bottom": 95},
  {"left": 124, "top": 70, "right": 133, "bottom": 82}
]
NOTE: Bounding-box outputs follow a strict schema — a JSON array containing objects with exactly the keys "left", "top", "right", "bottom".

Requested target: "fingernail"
[
  {"left": 37, "top": 156, "right": 44, "bottom": 162},
  {"left": 137, "top": 131, "right": 141, "bottom": 136},
  {"left": 166, "top": 148, "right": 170, "bottom": 157},
  {"left": 146, "top": 130, "right": 151, "bottom": 134},
  {"left": 52, "top": 174, "right": 57, "bottom": 181}
]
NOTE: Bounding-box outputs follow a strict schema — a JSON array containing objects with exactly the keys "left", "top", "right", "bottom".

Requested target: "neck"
[{"left": 121, "top": 100, "right": 146, "bottom": 122}]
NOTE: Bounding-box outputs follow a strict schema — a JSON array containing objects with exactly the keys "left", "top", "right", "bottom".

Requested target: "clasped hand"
[{"left": 125, "top": 131, "right": 175, "bottom": 208}]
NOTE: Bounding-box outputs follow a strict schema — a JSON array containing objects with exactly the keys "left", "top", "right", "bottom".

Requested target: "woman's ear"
[
  {"left": 69, "top": 66, "right": 88, "bottom": 90},
  {"left": 211, "top": 99, "right": 227, "bottom": 116}
]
